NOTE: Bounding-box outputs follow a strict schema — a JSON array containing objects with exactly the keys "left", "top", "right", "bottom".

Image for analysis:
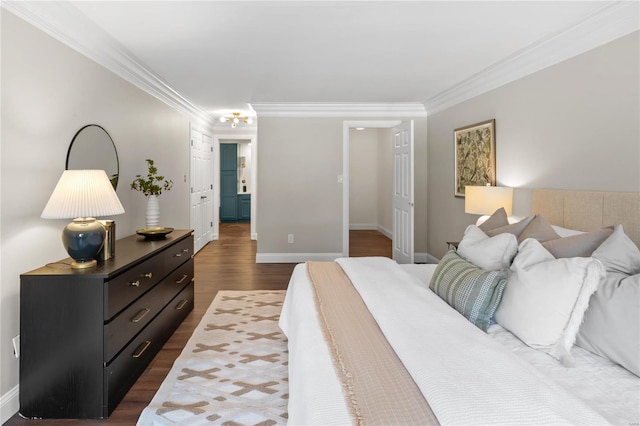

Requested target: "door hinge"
[
  {"left": 191, "top": 187, "right": 194, "bottom": 193},
  {"left": 191, "top": 139, "right": 194, "bottom": 146},
  {"left": 211, "top": 147, "right": 213, "bottom": 152},
  {"left": 210, "top": 184, "right": 213, "bottom": 189},
  {"left": 210, "top": 222, "right": 213, "bottom": 227}
]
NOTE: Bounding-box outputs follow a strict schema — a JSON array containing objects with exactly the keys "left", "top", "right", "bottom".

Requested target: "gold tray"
[{"left": 136, "top": 227, "right": 174, "bottom": 240}]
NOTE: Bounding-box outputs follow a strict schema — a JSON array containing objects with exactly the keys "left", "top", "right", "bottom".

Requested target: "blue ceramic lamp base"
[{"left": 62, "top": 218, "right": 105, "bottom": 269}]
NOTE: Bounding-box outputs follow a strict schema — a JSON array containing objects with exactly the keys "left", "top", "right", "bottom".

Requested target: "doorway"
[
  {"left": 342, "top": 120, "right": 414, "bottom": 263},
  {"left": 213, "top": 135, "right": 257, "bottom": 240}
]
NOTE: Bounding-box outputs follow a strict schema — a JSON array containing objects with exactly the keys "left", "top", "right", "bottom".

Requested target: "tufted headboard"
[{"left": 532, "top": 189, "right": 640, "bottom": 247}]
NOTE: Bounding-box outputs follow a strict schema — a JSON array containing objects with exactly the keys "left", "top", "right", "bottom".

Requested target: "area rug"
[{"left": 137, "top": 290, "right": 289, "bottom": 425}]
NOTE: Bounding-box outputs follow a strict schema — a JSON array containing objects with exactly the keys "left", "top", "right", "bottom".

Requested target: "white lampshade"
[
  {"left": 42, "top": 170, "right": 125, "bottom": 219},
  {"left": 465, "top": 186, "right": 513, "bottom": 216}
]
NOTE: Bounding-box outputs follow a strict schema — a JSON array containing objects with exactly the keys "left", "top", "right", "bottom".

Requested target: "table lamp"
[
  {"left": 465, "top": 185, "right": 513, "bottom": 225},
  {"left": 41, "top": 170, "right": 125, "bottom": 269}
]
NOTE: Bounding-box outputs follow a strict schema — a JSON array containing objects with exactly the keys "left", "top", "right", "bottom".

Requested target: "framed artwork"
[{"left": 454, "top": 119, "right": 496, "bottom": 197}]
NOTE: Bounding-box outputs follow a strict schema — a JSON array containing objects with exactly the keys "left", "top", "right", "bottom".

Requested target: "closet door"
[{"left": 220, "top": 144, "right": 238, "bottom": 222}]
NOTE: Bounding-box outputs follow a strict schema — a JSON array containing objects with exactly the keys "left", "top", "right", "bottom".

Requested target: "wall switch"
[
  {"left": 12, "top": 335, "right": 20, "bottom": 358},
  {"left": 288, "top": 234, "right": 294, "bottom": 244}
]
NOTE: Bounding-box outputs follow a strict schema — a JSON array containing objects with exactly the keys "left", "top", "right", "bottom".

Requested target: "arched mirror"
[{"left": 66, "top": 124, "right": 119, "bottom": 189}]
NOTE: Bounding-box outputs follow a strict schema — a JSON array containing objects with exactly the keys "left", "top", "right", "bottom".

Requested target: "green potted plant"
[{"left": 130, "top": 159, "right": 173, "bottom": 228}]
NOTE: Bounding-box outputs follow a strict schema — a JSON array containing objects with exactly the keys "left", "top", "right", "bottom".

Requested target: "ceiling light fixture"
[{"left": 219, "top": 112, "right": 253, "bottom": 128}]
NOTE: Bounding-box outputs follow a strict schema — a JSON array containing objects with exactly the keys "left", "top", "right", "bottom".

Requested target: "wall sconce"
[
  {"left": 465, "top": 185, "right": 513, "bottom": 225},
  {"left": 41, "top": 170, "right": 125, "bottom": 269}
]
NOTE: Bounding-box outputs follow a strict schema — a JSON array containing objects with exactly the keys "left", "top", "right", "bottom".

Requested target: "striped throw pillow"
[{"left": 429, "top": 250, "right": 507, "bottom": 331}]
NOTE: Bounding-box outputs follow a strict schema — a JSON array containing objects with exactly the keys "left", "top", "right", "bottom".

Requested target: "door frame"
[
  {"left": 213, "top": 133, "right": 258, "bottom": 240},
  {"left": 342, "top": 120, "right": 410, "bottom": 257}
]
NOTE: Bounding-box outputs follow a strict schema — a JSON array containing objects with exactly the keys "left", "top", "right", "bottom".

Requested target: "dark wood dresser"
[{"left": 19, "top": 229, "right": 195, "bottom": 419}]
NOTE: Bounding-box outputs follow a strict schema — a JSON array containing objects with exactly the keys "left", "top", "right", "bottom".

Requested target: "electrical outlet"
[
  {"left": 287, "top": 234, "right": 294, "bottom": 244},
  {"left": 12, "top": 335, "right": 20, "bottom": 358}
]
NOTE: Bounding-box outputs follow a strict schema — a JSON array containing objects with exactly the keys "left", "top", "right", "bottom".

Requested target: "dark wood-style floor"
[{"left": 6, "top": 224, "right": 390, "bottom": 425}]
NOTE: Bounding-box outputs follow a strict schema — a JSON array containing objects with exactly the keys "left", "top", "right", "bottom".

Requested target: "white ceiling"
[{"left": 7, "top": 1, "right": 639, "bottom": 122}]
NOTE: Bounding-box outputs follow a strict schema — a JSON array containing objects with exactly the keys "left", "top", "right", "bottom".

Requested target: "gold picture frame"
[{"left": 454, "top": 119, "right": 496, "bottom": 197}]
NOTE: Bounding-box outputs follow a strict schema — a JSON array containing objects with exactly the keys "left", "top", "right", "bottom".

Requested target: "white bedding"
[{"left": 280, "top": 258, "right": 640, "bottom": 425}]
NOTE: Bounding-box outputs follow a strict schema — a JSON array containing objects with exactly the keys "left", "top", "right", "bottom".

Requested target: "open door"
[
  {"left": 392, "top": 121, "right": 414, "bottom": 264},
  {"left": 190, "top": 128, "right": 214, "bottom": 253}
]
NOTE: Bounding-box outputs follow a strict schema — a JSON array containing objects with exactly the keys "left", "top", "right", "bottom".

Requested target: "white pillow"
[
  {"left": 457, "top": 225, "right": 517, "bottom": 270},
  {"left": 495, "top": 238, "right": 605, "bottom": 366}
]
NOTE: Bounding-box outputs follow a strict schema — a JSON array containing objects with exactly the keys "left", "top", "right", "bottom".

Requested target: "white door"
[
  {"left": 392, "top": 121, "right": 414, "bottom": 264},
  {"left": 190, "top": 128, "right": 214, "bottom": 253}
]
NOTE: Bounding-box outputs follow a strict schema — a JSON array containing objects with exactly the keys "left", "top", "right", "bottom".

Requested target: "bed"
[{"left": 279, "top": 189, "right": 640, "bottom": 425}]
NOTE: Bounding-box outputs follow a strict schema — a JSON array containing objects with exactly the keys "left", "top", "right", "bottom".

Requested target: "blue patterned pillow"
[{"left": 429, "top": 250, "right": 507, "bottom": 331}]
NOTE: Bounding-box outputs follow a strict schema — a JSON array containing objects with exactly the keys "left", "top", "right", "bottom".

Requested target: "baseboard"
[
  {"left": 251, "top": 233, "right": 257, "bottom": 241},
  {"left": 256, "top": 253, "right": 343, "bottom": 263},
  {"left": 377, "top": 225, "right": 392, "bottom": 239},
  {"left": 1, "top": 385, "right": 19, "bottom": 424},
  {"left": 426, "top": 253, "right": 441, "bottom": 264}
]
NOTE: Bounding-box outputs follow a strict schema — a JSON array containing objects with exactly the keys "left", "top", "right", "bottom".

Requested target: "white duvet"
[{"left": 280, "top": 257, "right": 638, "bottom": 425}]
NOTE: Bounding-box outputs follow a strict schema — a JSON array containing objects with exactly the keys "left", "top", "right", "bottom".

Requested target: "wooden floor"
[{"left": 6, "top": 224, "right": 390, "bottom": 425}]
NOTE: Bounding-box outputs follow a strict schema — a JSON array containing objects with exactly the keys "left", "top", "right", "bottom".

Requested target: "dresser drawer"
[
  {"left": 104, "top": 258, "right": 194, "bottom": 362},
  {"left": 163, "top": 234, "right": 193, "bottom": 274},
  {"left": 105, "top": 255, "right": 165, "bottom": 320},
  {"left": 104, "top": 282, "right": 194, "bottom": 414}
]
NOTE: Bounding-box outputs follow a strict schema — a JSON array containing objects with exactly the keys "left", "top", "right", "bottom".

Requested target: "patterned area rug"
[{"left": 137, "top": 290, "right": 289, "bottom": 425}]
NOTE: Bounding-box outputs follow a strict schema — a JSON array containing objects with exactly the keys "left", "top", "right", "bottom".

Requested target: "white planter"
[{"left": 146, "top": 195, "right": 160, "bottom": 228}]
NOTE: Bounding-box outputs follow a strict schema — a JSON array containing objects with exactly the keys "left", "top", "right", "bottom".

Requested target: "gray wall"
[
  {"left": 0, "top": 11, "right": 200, "bottom": 414},
  {"left": 257, "top": 117, "right": 428, "bottom": 258},
  {"left": 349, "top": 128, "right": 394, "bottom": 234},
  {"left": 427, "top": 31, "right": 640, "bottom": 259}
]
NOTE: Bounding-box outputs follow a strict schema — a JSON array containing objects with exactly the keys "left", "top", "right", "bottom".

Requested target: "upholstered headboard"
[{"left": 532, "top": 189, "right": 640, "bottom": 247}]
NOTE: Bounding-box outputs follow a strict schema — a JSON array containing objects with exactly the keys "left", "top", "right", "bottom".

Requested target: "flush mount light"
[
  {"left": 355, "top": 127, "right": 365, "bottom": 130},
  {"left": 219, "top": 112, "right": 253, "bottom": 128}
]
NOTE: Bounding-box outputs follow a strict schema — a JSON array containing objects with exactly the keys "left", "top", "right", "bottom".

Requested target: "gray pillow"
[
  {"left": 517, "top": 215, "right": 560, "bottom": 243},
  {"left": 541, "top": 226, "right": 613, "bottom": 258},
  {"left": 478, "top": 207, "right": 509, "bottom": 232},
  {"left": 592, "top": 224, "right": 640, "bottom": 275},
  {"left": 485, "top": 215, "right": 534, "bottom": 238},
  {"left": 576, "top": 224, "right": 640, "bottom": 377},
  {"left": 576, "top": 273, "right": 639, "bottom": 377}
]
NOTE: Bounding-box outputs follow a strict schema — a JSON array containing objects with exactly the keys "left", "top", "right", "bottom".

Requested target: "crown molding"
[
  {"left": 250, "top": 103, "right": 427, "bottom": 118},
  {"left": 2, "top": 1, "right": 216, "bottom": 127},
  {"left": 424, "top": 1, "right": 639, "bottom": 115}
]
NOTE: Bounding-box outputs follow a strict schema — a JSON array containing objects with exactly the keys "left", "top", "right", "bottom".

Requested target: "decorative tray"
[{"left": 136, "top": 227, "right": 174, "bottom": 240}]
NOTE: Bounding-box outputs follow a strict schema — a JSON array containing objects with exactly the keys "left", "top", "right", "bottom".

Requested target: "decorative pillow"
[
  {"left": 486, "top": 214, "right": 560, "bottom": 243},
  {"left": 478, "top": 207, "right": 509, "bottom": 232},
  {"left": 591, "top": 224, "right": 640, "bottom": 275},
  {"left": 551, "top": 225, "right": 585, "bottom": 238},
  {"left": 576, "top": 273, "right": 639, "bottom": 377},
  {"left": 517, "top": 215, "right": 560, "bottom": 243},
  {"left": 457, "top": 225, "right": 518, "bottom": 270},
  {"left": 494, "top": 238, "right": 605, "bottom": 366},
  {"left": 485, "top": 215, "right": 534, "bottom": 238},
  {"left": 576, "top": 224, "right": 640, "bottom": 376},
  {"left": 429, "top": 250, "right": 507, "bottom": 332},
  {"left": 541, "top": 226, "right": 613, "bottom": 258}
]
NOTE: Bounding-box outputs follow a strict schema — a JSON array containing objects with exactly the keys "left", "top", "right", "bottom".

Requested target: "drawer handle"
[
  {"left": 174, "top": 253, "right": 182, "bottom": 258},
  {"left": 182, "top": 249, "right": 189, "bottom": 253},
  {"left": 142, "top": 272, "right": 153, "bottom": 279},
  {"left": 132, "top": 340, "right": 151, "bottom": 358},
  {"left": 175, "top": 299, "right": 188, "bottom": 310},
  {"left": 130, "top": 280, "right": 141, "bottom": 287},
  {"left": 176, "top": 274, "right": 188, "bottom": 285},
  {"left": 131, "top": 308, "right": 151, "bottom": 323}
]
